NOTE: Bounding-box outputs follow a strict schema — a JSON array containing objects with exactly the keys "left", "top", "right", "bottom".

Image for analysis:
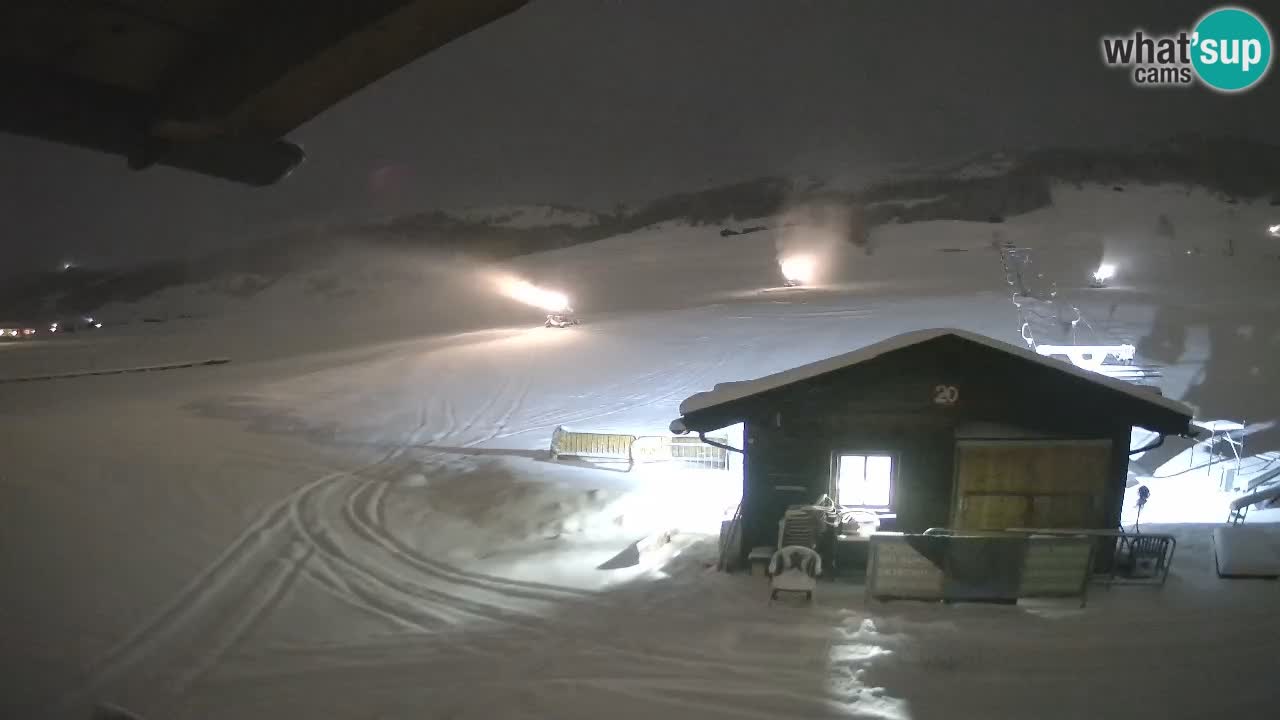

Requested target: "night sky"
[{"left": 2, "top": 0, "right": 1277, "bottom": 274}]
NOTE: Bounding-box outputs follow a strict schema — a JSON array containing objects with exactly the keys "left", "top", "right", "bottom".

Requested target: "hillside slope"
[
  {"left": 8, "top": 136, "right": 1279, "bottom": 322},
  {"left": 4, "top": 178, "right": 1280, "bottom": 720}
]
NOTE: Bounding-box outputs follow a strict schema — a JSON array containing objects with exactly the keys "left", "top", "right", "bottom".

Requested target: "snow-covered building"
[{"left": 670, "top": 329, "right": 1195, "bottom": 572}]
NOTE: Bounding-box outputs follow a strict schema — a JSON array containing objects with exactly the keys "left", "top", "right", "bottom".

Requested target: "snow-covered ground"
[{"left": 2, "top": 183, "right": 1279, "bottom": 719}]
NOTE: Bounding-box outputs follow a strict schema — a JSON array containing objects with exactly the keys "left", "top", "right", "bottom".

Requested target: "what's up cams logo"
[{"left": 1101, "top": 6, "right": 1272, "bottom": 92}]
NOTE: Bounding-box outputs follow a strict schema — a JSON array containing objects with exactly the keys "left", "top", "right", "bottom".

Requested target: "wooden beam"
[
  {"left": 157, "top": 0, "right": 529, "bottom": 135},
  {"left": 0, "top": 60, "right": 303, "bottom": 185}
]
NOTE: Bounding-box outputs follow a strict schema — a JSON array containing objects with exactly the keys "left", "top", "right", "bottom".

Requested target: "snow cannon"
[
  {"left": 779, "top": 254, "right": 817, "bottom": 287},
  {"left": 545, "top": 310, "right": 580, "bottom": 328},
  {"left": 1089, "top": 263, "right": 1115, "bottom": 288},
  {"left": 496, "top": 276, "right": 579, "bottom": 327}
]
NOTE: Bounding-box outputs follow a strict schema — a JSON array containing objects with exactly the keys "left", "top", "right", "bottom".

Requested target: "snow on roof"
[{"left": 676, "top": 328, "right": 1193, "bottom": 419}]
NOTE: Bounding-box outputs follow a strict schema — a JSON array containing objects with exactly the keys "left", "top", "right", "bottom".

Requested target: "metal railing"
[{"left": 1006, "top": 528, "right": 1176, "bottom": 586}]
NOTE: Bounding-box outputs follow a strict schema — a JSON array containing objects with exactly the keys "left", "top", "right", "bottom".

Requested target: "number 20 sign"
[{"left": 933, "top": 384, "right": 959, "bottom": 406}]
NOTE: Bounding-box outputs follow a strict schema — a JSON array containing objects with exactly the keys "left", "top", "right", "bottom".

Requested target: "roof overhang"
[{"left": 0, "top": 1, "right": 529, "bottom": 185}]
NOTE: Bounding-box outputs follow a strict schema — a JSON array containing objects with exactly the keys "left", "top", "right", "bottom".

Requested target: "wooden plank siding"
[{"left": 951, "top": 440, "right": 1113, "bottom": 530}]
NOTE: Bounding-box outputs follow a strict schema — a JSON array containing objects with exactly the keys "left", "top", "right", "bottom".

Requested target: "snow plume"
[
  {"left": 774, "top": 200, "right": 857, "bottom": 286},
  {"left": 492, "top": 273, "right": 571, "bottom": 312}
]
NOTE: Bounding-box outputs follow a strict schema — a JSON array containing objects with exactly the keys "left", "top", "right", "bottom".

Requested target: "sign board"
[
  {"left": 550, "top": 426, "right": 635, "bottom": 461},
  {"left": 1019, "top": 537, "right": 1094, "bottom": 597},
  {"left": 933, "top": 384, "right": 960, "bottom": 406},
  {"left": 867, "top": 533, "right": 1093, "bottom": 606},
  {"left": 867, "top": 534, "right": 946, "bottom": 600}
]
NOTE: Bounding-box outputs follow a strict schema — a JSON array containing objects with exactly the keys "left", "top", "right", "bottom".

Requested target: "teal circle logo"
[{"left": 1191, "top": 7, "right": 1273, "bottom": 92}]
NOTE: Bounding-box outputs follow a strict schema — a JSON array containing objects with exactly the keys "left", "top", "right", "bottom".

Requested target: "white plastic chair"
[{"left": 768, "top": 545, "right": 822, "bottom": 604}]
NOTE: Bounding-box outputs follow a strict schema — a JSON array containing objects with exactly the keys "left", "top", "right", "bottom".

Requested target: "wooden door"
[{"left": 952, "top": 440, "right": 1112, "bottom": 531}]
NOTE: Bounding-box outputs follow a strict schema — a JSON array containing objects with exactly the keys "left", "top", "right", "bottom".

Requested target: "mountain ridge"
[{"left": 4, "top": 135, "right": 1279, "bottom": 321}]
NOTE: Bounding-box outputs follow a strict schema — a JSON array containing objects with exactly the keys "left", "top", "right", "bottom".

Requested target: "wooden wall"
[
  {"left": 741, "top": 414, "right": 958, "bottom": 556},
  {"left": 732, "top": 345, "right": 1142, "bottom": 563}
]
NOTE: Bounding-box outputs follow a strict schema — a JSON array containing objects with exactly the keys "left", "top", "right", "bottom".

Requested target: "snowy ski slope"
[{"left": 2, "top": 183, "right": 1279, "bottom": 719}]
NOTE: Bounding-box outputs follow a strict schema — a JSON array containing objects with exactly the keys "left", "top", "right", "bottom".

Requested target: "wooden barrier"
[
  {"left": 550, "top": 426, "right": 636, "bottom": 462},
  {"left": 1007, "top": 527, "right": 1175, "bottom": 586},
  {"left": 865, "top": 534, "right": 946, "bottom": 601},
  {"left": 1019, "top": 536, "right": 1094, "bottom": 598},
  {"left": 866, "top": 532, "right": 1093, "bottom": 606}
]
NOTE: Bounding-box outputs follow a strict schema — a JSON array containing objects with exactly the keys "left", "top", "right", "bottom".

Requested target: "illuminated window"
[{"left": 835, "top": 454, "right": 894, "bottom": 509}]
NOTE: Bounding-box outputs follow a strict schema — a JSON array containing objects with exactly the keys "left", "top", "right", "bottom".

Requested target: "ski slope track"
[
  {"left": 4, "top": 183, "right": 1280, "bottom": 719},
  {"left": 51, "top": 393, "right": 587, "bottom": 718}
]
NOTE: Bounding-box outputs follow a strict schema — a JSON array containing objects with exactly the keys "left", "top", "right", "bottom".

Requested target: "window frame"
[{"left": 830, "top": 450, "right": 898, "bottom": 511}]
